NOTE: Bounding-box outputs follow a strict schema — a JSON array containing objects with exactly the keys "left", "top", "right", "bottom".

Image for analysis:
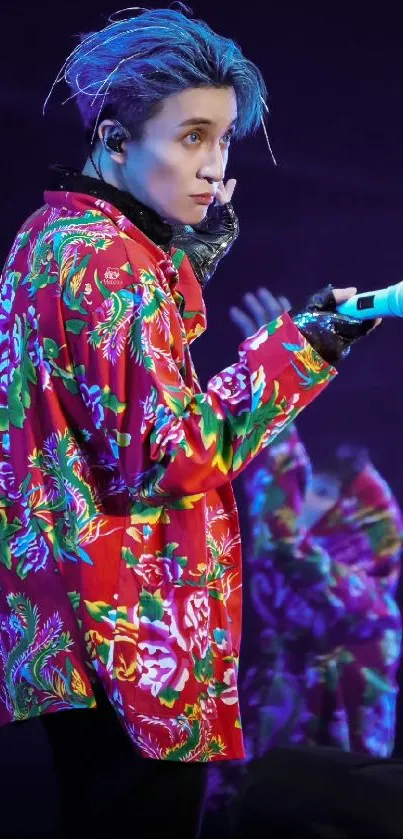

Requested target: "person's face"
[
  {"left": 301, "top": 472, "right": 341, "bottom": 530},
  {"left": 121, "top": 86, "right": 237, "bottom": 224}
]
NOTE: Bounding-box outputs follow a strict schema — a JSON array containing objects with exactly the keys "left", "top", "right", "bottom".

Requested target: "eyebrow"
[{"left": 178, "top": 117, "right": 237, "bottom": 128}]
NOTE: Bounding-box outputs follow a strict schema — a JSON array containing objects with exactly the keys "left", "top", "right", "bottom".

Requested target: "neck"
[
  {"left": 82, "top": 149, "right": 124, "bottom": 192},
  {"left": 48, "top": 164, "right": 173, "bottom": 250}
]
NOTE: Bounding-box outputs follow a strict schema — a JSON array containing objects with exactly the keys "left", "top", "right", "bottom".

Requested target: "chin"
[
  {"left": 182, "top": 205, "right": 209, "bottom": 226},
  {"left": 164, "top": 204, "right": 208, "bottom": 226},
  {"left": 187, "top": 205, "right": 208, "bottom": 224}
]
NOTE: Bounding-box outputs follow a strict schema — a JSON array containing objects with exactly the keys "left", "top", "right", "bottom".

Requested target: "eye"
[
  {"left": 221, "top": 130, "right": 234, "bottom": 146},
  {"left": 184, "top": 131, "right": 202, "bottom": 145}
]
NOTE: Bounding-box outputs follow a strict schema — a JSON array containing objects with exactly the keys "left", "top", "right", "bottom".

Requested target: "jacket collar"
[
  {"left": 45, "top": 166, "right": 207, "bottom": 344},
  {"left": 47, "top": 165, "right": 173, "bottom": 249}
]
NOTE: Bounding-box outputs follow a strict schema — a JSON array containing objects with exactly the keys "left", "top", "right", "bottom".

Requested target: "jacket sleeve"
[
  {"left": 61, "top": 239, "right": 336, "bottom": 503},
  {"left": 242, "top": 426, "right": 400, "bottom": 643}
]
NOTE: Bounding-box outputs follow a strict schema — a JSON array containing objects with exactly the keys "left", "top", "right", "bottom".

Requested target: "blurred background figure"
[{"left": 202, "top": 288, "right": 403, "bottom": 836}]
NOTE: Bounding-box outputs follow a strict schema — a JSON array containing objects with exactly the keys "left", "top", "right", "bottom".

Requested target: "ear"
[
  {"left": 97, "top": 119, "right": 117, "bottom": 142},
  {"left": 98, "top": 119, "right": 130, "bottom": 163}
]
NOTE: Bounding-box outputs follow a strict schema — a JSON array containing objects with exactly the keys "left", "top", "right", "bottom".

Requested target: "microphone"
[{"left": 337, "top": 280, "right": 403, "bottom": 319}]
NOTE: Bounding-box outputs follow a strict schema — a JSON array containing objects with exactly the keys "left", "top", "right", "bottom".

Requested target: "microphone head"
[{"left": 388, "top": 280, "right": 403, "bottom": 316}]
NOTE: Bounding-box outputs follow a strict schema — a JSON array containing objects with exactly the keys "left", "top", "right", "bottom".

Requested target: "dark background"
[{"left": 1, "top": 2, "right": 403, "bottom": 824}]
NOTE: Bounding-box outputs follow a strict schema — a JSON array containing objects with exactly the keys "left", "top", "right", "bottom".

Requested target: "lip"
[{"left": 190, "top": 194, "right": 215, "bottom": 205}]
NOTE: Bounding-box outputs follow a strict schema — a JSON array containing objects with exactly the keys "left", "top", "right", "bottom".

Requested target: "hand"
[
  {"left": 306, "top": 285, "right": 381, "bottom": 326},
  {"left": 229, "top": 288, "right": 292, "bottom": 339},
  {"left": 294, "top": 284, "right": 380, "bottom": 366},
  {"left": 216, "top": 178, "right": 237, "bottom": 205},
  {"left": 171, "top": 178, "right": 239, "bottom": 288}
]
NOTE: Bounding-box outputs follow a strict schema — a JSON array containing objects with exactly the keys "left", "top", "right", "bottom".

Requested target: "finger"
[
  {"left": 243, "top": 292, "right": 270, "bottom": 329},
  {"left": 367, "top": 317, "right": 382, "bottom": 333},
  {"left": 278, "top": 295, "right": 292, "bottom": 312},
  {"left": 256, "top": 287, "right": 283, "bottom": 320},
  {"left": 224, "top": 178, "right": 237, "bottom": 201},
  {"left": 215, "top": 178, "right": 236, "bottom": 205},
  {"left": 229, "top": 306, "right": 256, "bottom": 338},
  {"left": 215, "top": 180, "right": 227, "bottom": 205},
  {"left": 332, "top": 287, "right": 357, "bottom": 304}
]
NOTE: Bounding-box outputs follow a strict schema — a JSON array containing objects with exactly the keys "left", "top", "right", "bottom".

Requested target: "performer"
[
  {"left": 202, "top": 289, "right": 401, "bottom": 836},
  {"left": 0, "top": 8, "right": 376, "bottom": 837},
  {"left": 233, "top": 290, "right": 402, "bottom": 759}
]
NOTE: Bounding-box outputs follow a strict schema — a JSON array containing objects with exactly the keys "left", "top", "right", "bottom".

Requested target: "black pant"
[
  {"left": 42, "top": 686, "right": 208, "bottom": 838},
  {"left": 0, "top": 686, "right": 207, "bottom": 839}
]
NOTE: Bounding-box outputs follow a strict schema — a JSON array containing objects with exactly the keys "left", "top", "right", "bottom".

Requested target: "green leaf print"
[
  {"left": 0, "top": 511, "right": 22, "bottom": 570},
  {"left": 114, "top": 431, "right": 131, "bottom": 447},
  {"left": 101, "top": 387, "right": 126, "bottom": 415},
  {"left": 193, "top": 650, "right": 214, "bottom": 683},
  {"left": 65, "top": 319, "right": 86, "bottom": 335},
  {"left": 158, "top": 687, "right": 181, "bottom": 708},
  {"left": 0, "top": 407, "right": 9, "bottom": 432},
  {"left": 43, "top": 338, "right": 60, "bottom": 359},
  {"left": 213, "top": 681, "right": 230, "bottom": 698},
  {"left": 84, "top": 600, "right": 117, "bottom": 625},
  {"left": 68, "top": 591, "right": 81, "bottom": 611},
  {"left": 8, "top": 370, "right": 25, "bottom": 428},
  {"left": 197, "top": 398, "right": 219, "bottom": 450},
  {"left": 139, "top": 590, "right": 164, "bottom": 623},
  {"left": 164, "top": 542, "right": 179, "bottom": 558},
  {"left": 122, "top": 546, "right": 139, "bottom": 567},
  {"left": 208, "top": 588, "right": 224, "bottom": 601}
]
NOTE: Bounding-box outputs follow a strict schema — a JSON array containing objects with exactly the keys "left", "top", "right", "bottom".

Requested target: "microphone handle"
[{"left": 337, "top": 280, "right": 403, "bottom": 319}]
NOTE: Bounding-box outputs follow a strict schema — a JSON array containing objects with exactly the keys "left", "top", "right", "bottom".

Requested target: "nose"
[{"left": 197, "top": 143, "right": 226, "bottom": 184}]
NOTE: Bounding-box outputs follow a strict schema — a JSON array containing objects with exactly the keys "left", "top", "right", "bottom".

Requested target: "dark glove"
[
  {"left": 171, "top": 201, "right": 239, "bottom": 288},
  {"left": 293, "top": 284, "right": 376, "bottom": 365}
]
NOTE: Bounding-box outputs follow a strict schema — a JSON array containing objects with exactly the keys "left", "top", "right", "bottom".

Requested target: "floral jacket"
[
  {"left": 241, "top": 424, "right": 402, "bottom": 759},
  {"left": 205, "top": 425, "right": 402, "bottom": 821},
  {"left": 0, "top": 186, "right": 335, "bottom": 761}
]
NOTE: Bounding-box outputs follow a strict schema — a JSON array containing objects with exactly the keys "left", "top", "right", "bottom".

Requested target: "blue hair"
[{"left": 62, "top": 7, "right": 267, "bottom": 141}]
